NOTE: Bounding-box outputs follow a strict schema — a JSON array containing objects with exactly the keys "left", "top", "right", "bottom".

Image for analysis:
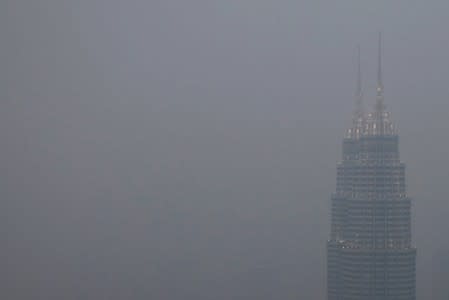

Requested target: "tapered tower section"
[{"left": 327, "top": 38, "right": 416, "bottom": 300}]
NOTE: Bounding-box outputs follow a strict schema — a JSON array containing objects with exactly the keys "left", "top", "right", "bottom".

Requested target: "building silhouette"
[{"left": 327, "top": 35, "right": 416, "bottom": 300}]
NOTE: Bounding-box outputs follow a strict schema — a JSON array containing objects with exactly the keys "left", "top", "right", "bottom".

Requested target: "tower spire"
[
  {"left": 376, "top": 32, "right": 385, "bottom": 114},
  {"left": 347, "top": 45, "right": 365, "bottom": 139},
  {"left": 355, "top": 45, "right": 363, "bottom": 119}
]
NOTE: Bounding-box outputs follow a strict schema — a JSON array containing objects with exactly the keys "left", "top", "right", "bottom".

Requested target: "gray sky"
[{"left": 2, "top": 1, "right": 449, "bottom": 299}]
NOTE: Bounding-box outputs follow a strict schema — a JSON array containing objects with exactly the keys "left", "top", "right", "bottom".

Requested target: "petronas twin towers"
[{"left": 326, "top": 35, "right": 416, "bottom": 300}]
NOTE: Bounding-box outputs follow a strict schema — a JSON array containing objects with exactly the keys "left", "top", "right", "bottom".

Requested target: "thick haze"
[{"left": 2, "top": 1, "right": 449, "bottom": 299}]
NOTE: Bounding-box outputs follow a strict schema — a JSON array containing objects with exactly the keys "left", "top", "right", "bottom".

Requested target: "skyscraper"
[{"left": 327, "top": 35, "right": 417, "bottom": 300}]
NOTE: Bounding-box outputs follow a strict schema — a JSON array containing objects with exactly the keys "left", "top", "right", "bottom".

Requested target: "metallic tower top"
[
  {"left": 355, "top": 45, "right": 363, "bottom": 120},
  {"left": 346, "top": 46, "right": 365, "bottom": 139},
  {"left": 376, "top": 32, "right": 385, "bottom": 114},
  {"left": 365, "top": 32, "right": 396, "bottom": 136}
]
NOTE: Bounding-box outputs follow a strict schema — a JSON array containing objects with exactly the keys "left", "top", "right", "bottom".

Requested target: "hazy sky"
[{"left": 2, "top": 1, "right": 449, "bottom": 299}]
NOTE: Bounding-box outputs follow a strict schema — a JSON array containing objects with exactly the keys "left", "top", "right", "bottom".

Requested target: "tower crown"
[
  {"left": 346, "top": 46, "right": 365, "bottom": 139},
  {"left": 365, "top": 33, "right": 396, "bottom": 136},
  {"left": 346, "top": 34, "right": 396, "bottom": 137}
]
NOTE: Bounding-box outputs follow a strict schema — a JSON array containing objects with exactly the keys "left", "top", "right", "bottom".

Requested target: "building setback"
[{"left": 327, "top": 35, "right": 416, "bottom": 300}]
